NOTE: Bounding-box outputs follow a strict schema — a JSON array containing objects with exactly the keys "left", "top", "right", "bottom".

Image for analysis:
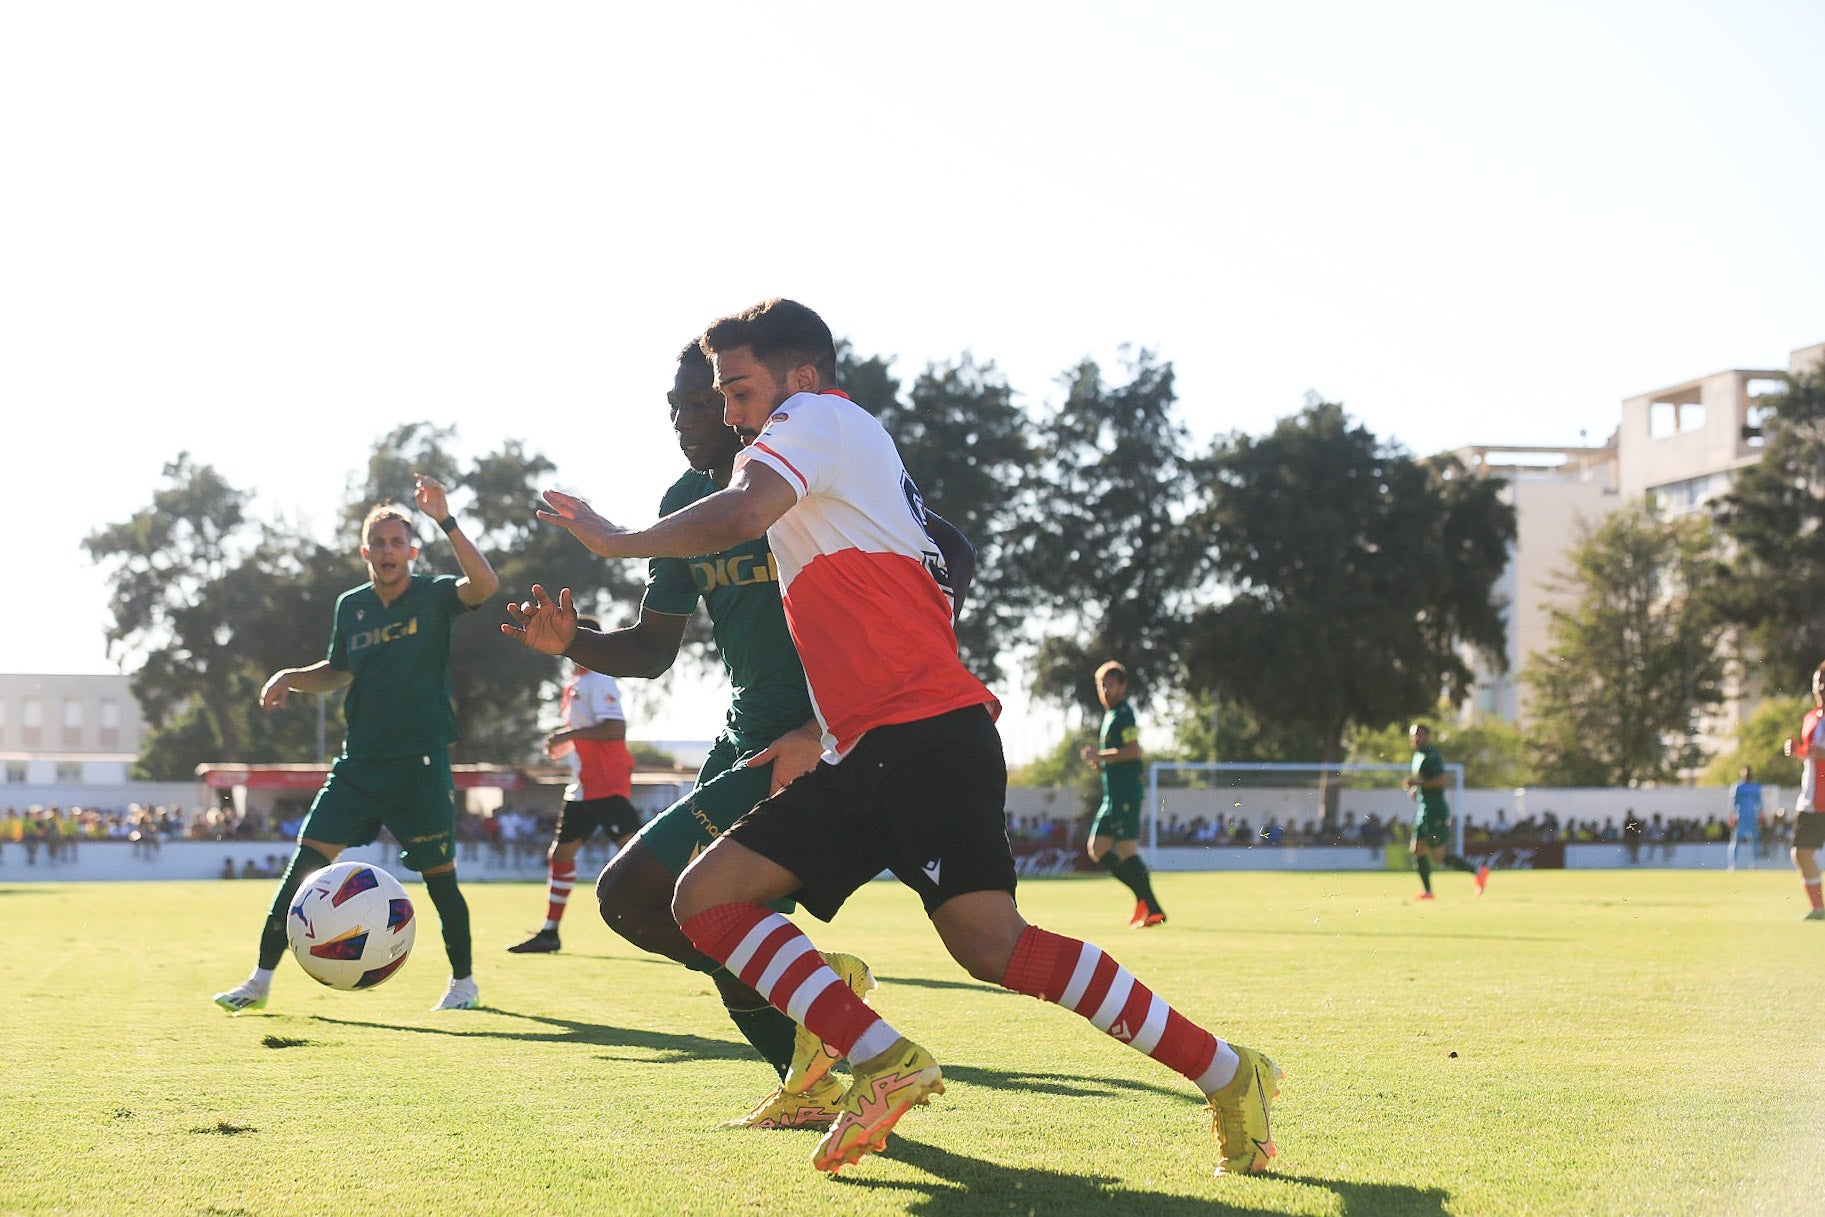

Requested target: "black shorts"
[
  {"left": 1796, "top": 812, "right": 1825, "bottom": 851},
  {"left": 725, "top": 703, "right": 1015, "bottom": 921},
  {"left": 555, "top": 795, "right": 642, "bottom": 845}
]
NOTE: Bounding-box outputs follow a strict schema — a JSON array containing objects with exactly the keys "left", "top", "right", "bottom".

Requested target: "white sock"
[
  {"left": 847, "top": 1018, "right": 900, "bottom": 1066},
  {"left": 249, "top": 967, "right": 275, "bottom": 990},
  {"left": 1195, "top": 1041, "right": 1242, "bottom": 1095}
]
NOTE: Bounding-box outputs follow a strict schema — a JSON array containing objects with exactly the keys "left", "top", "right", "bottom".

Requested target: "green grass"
[{"left": 2, "top": 869, "right": 1821, "bottom": 1216}]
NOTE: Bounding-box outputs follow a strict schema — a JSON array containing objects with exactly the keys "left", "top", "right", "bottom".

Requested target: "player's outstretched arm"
[
  {"left": 537, "top": 465, "right": 794, "bottom": 561},
  {"left": 502, "top": 585, "right": 690, "bottom": 680},
  {"left": 259, "top": 661, "right": 350, "bottom": 710}
]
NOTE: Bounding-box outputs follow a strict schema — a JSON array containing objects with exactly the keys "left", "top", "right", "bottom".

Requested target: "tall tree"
[
  {"left": 1011, "top": 349, "right": 1201, "bottom": 709},
  {"left": 1714, "top": 363, "right": 1825, "bottom": 692},
  {"left": 1180, "top": 403, "right": 1514, "bottom": 803},
  {"left": 1522, "top": 502, "right": 1725, "bottom": 785}
]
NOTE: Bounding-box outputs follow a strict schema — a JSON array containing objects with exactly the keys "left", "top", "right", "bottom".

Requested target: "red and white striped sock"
[
  {"left": 682, "top": 903, "right": 899, "bottom": 1064},
  {"left": 1806, "top": 878, "right": 1823, "bottom": 912},
  {"left": 1001, "top": 924, "right": 1239, "bottom": 1095},
  {"left": 543, "top": 859, "right": 577, "bottom": 930}
]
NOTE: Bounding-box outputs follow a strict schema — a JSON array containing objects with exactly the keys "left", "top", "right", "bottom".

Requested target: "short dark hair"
[
  {"left": 700, "top": 298, "right": 837, "bottom": 386},
  {"left": 1095, "top": 660, "right": 1127, "bottom": 684},
  {"left": 667, "top": 340, "right": 715, "bottom": 409}
]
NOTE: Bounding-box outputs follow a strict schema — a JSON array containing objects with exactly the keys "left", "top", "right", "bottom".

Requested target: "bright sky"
[{"left": 5, "top": 2, "right": 1823, "bottom": 754}]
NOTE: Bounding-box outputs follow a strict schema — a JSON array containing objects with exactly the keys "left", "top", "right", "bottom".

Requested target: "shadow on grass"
[
  {"left": 843, "top": 1139, "right": 1452, "bottom": 1217},
  {"left": 304, "top": 1009, "right": 1188, "bottom": 1100}
]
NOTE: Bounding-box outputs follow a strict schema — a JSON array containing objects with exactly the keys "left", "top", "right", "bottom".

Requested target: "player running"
[
  {"left": 506, "top": 615, "right": 643, "bottom": 954},
  {"left": 1782, "top": 662, "right": 1825, "bottom": 919},
  {"left": 538, "top": 299, "right": 1280, "bottom": 1178},
  {"left": 1080, "top": 660, "right": 1166, "bottom": 926},
  {"left": 1404, "top": 723, "right": 1489, "bottom": 900}
]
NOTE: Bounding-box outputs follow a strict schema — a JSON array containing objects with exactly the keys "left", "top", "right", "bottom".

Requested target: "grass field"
[{"left": 2, "top": 868, "right": 1821, "bottom": 1216}]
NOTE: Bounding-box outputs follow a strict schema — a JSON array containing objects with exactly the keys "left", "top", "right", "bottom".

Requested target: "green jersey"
[
  {"left": 1412, "top": 745, "right": 1449, "bottom": 819},
  {"left": 327, "top": 573, "right": 470, "bottom": 759},
  {"left": 1099, "top": 700, "right": 1143, "bottom": 803},
  {"left": 642, "top": 470, "right": 812, "bottom": 746}
]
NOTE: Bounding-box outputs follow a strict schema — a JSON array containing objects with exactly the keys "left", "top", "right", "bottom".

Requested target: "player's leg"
[
  {"left": 674, "top": 762, "right": 928, "bottom": 1171},
  {"left": 1110, "top": 837, "right": 1166, "bottom": 925},
  {"left": 1411, "top": 833, "right": 1435, "bottom": 898},
  {"left": 610, "top": 748, "right": 872, "bottom": 1124},
  {"left": 393, "top": 755, "right": 477, "bottom": 1009},
  {"left": 508, "top": 800, "right": 598, "bottom": 953},
  {"left": 214, "top": 761, "right": 367, "bottom": 1012}
]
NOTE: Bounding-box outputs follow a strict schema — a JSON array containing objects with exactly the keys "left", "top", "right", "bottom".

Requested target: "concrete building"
[
  {"left": 0, "top": 673, "right": 142, "bottom": 787},
  {"left": 1452, "top": 442, "right": 1619, "bottom": 726}
]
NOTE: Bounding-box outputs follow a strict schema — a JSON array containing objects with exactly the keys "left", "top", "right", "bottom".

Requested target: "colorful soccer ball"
[{"left": 285, "top": 861, "right": 416, "bottom": 990}]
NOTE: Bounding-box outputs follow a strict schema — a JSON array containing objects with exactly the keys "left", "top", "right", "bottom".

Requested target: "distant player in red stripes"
[
  {"left": 1782, "top": 661, "right": 1825, "bottom": 920},
  {"left": 507, "top": 615, "right": 642, "bottom": 954},
  {"left": 537, "top": 298, "right": 1281, "bottom": 1178}
]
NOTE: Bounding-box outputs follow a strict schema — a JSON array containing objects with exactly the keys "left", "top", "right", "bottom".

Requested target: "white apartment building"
[{"left": 0, "top": 673, "right": 143, "bottom": 787}]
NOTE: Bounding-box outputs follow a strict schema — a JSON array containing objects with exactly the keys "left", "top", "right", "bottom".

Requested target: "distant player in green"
[
  {"left": 213, "top": 475, "right": 500, "bottom": 1013},
  {"left": 1404, "top": 723, "right": 1488, "bottom": 900},
  {"left": 1080, "top": 661, "right": 1165, "bottom": 926},
  {"left": 504, "top": 340, "right": 975, "bottom": 1130}
]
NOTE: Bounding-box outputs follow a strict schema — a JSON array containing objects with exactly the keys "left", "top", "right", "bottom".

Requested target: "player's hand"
[
  {"left": 545, "top": 731, "right": 572, "bottom": 760},
  {"left": 538, "top": 489, "right": 635, "bottom": 558},
  {"left": 501, "top": 584, "right": 579, "bottom": 655},
  {"left": 744, "top": 723, "right": 824, "bottom": 796},
  {"left": 413, "top": 473, "right": 450, "bottom": 520},
  {"left": 259, "top": 671, "right": 294, "bottom": 710},
  {"left": 1079, "top": 743, "right": 1099, "bottom": 767}
]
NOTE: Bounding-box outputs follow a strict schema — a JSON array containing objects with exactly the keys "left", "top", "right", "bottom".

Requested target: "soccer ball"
[{"left": 286, "top": 861, "right": 416, "bottom": 990}]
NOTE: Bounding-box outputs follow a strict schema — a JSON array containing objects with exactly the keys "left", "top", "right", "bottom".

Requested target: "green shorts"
[
  {"left": 1414, "top": 811, "right": 1453, "bottom": 849},
  {"left": 630, "top": 734, "right": 775, "bottom": 877},
  {"left": 301, "top": 753, "right": 458, "bottom": 873},
  {"left": 1090, "top": 791, "right": 1143, "bottom": 843}
]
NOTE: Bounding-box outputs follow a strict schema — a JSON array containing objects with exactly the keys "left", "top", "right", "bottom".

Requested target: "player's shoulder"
[{"left": 660, "top": 468, "right": 718, "bottom": 515}]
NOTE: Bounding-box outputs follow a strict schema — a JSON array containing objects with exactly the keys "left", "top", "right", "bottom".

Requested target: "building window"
[
  {"left": 1650, "top": 474, "right": 1724, "bottom": 515},
  {"left": 63, "top": 698, "right": 83, "bottom": 748},
  {"left": 99, "top": 699, "right": 121, "bottom": 748},
  {"left": 4, "top": 762, "right": 24, "bottom": 784},
  {"left": 22, "top": 698, "right": 42, "bottom": 748},
  {"left": 1649, "top": 398, "right": 1705, "bottom": 439},
  {"left": 55, "top": 762, "right": 83, "bottom": 783}
]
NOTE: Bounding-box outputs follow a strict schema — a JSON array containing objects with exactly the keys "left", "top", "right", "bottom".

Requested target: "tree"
[
  {"left": 1010, "top": 349, "right": 1202, "bottom": 710},
  {"left": 1348, "top": 712, "right": 1535, "bottom": 790},
  {"left": 1700, "top": 695, "right": 1809, "bottom": 788},
  {"left": 85, "top": 455, "right": 355, "bottom": 778},
  {"left": 1180, "top": 403, "right": 1515, "bottom": 808},
  {"left": 1522, "top": 502, "right": 1726, "bottom": 786},
  {"left": 1714, "top": 363, "right": 1825, "bottom": 693}
]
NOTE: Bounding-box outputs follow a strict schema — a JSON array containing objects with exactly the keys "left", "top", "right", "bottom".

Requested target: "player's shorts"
[
  {"left": 1413, "top": 810, "right": 1453, "bottom": 849},
  {"left": 1730, "top": 822, "right": 1758, "bottom": 842},
  {"left": 1090, "top": 791, "right": 1143, "bottom": 842},
  {"left": 1795, "top": 812, "right": 1825, "bottom": 851},
  {"left": 301, "top": 753, "right": 457, "bottom": 872},
  {"left": 555, "top": 795, "right": 642, "bottom": 845},
  {"left": 725, "top": 703, "right": 1015, "bottom": 922},
  {"left": 628, "top": 733, "right": 776, "bottom": 877}
]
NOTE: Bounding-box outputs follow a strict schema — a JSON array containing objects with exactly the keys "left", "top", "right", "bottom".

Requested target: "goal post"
[{"left": 1144, "top": 760, "right": 1467, "bottom": 854}]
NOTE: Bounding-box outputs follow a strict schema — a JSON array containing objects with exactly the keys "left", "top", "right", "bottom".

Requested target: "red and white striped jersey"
[
  {"left": 735, "top": 390, "right": 994, "bottom": 760},
  {"left": 1796, "top": 707, "right": 1825, "bottom": 812}
]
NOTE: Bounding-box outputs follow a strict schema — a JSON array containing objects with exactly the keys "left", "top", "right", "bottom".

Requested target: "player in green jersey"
[
  {"left": 214, "top": 475, "right": 500, "bottom": 1013},
  {"left": 1080, "top": 661, "right": 1166, "bottom": 926},
  {"left": 1404, "top": 723, "right": 1488, "bottom": 900},
  {"left": 505, "top": 341, "right": 974, "bottom": 1129}
]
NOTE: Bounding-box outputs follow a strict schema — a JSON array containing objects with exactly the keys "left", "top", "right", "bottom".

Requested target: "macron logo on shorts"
[{"left": 922, "top": 859, "right": 941, "bottom": 885}]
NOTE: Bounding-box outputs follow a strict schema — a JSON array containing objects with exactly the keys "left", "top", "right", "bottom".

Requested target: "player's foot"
[
  {"left": 433, "top": 976, "right": 480, "bottom": 1010},
  {"left": 1207, "top": 1044, "right": 1283, "bottom": 1176},
  {"left": 1414, "top": 891, "right": 1436, "bottom": 901},
  {"left": 1136, "top": 910, "right": 1168, "bottom": 928},
  {"left": 1130, "top": 901, "right": 1148, "bottom": 927},
  {"left": 784, "top": 951, "right": 877, "bottom": 1095},
  {"left": 1805, "top": 909, "right": 1825, "bottom": 921},
  {"left": 506, "top": 928, "right": 561, "bottom": 954},
  {"left": 212, "top": 979, "right": 270, "bottom": 1014},
  {"left": 1474, "top": 865, "right": 1490, "bottom": 896},
  {"left": 721, "top": 1074, "right": 847, "bottom": 1130},
  {"left": 812, "top": 1037, "right": 943, "bottom": 1174}
]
